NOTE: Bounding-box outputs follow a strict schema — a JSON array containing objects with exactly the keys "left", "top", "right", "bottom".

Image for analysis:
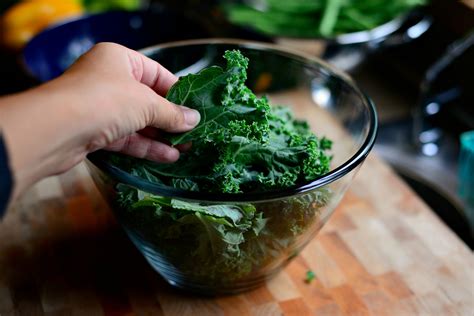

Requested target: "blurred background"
[{"left": 0, "top": 0, "right": 472, "bottom": 246}]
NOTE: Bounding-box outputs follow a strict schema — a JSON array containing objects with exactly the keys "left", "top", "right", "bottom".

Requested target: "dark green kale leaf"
[{"left": 165, "top": 50, "right": 270, "bottom": 146}]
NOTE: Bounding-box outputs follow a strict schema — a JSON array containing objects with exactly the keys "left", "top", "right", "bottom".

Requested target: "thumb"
[{"left": 146, "top": 94, "right": 200, "bottom": 133}]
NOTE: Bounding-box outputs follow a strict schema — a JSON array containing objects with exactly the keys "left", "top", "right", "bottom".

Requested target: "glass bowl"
[{"left": 86, "top": 39, "right": 377, "bottom": 295}]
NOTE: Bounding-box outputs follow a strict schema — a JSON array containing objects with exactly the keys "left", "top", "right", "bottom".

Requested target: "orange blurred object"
[{"left": 1, "top": 0, "right": 84, "bottom": 51}]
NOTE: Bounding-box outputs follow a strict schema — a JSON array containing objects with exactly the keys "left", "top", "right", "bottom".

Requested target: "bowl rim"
[{"left": 87, "top": 38, "right": 378, "bottom": 202}]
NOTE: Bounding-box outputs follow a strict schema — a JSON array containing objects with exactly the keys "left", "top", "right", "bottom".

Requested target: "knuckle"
[
  {"left": 94, "top": 42, "right": 122, "bottom": 52},
  {"left": 170, "top": 104, "right": 185, "bottom": 127},
  {"left": 157, "top": 101, "right": 184, "bottom": 131},
  {"left": 162, "top": 106, "right": 184, "bottom": 130},
  {"left": 142, "top": 88, "right": 159, "bottom": 124},
  {"left": 88, "top": 43, "right": 126, "bottom": 63},
  {"left": 139, "top": 91, "right": 186, "bottom": 132},
  {"left": 132, "top": 85, "right": 156, "bottom": 124},
  {"left": 87, "top": 128, "right": 115, "bottom": 152}
]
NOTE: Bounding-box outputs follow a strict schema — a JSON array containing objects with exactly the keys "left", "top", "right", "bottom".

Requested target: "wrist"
[{"left": 0, "top": 81, "right": 90, "bottom": 197}]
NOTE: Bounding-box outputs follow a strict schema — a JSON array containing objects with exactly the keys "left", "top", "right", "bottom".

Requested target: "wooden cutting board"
[{"left": 1, "top": 153, "right": 472, "bottom": 316}]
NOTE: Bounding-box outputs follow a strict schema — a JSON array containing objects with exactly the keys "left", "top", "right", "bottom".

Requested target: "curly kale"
[{"left": 119, "top": 50, "right": 331, "bottom": 193}]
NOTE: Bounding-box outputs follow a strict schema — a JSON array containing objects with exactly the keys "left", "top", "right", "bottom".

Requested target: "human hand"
[
  {"left": 55, "top": 42, "right": 201, "bottom": 162},
  {"left": 0, "top": 43, "right": 200, "bottom": 197}
]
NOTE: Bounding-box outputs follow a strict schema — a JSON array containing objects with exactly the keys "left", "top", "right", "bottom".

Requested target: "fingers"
[
  {"left": 89, "top": 44, "right": 201, "bottom": 133},
  {"left": 105, "top": 133, "right": 180, "bottom": 163},
  {"left": 72, "top": 43, "right": 201, "bottom": 133},
  {"left": 73, "top": 42, "right": 178, "bottom": 96},
  {"left": 145, "top": 94, "right": 200, "bottom": 133},
  {"left": 124, "top": 47, "right": 201, "bottom": 132},
  {"left": 126, "top": 48, "right": 178, "bottom": 96}
]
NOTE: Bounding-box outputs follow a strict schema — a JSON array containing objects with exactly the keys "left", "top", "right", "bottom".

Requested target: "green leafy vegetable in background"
[
  {"left": 225, "top": 0, "right": 427, "bottom": 38},
  {"left": 109, "top": 50, "right": 333, "bottom": 284}
]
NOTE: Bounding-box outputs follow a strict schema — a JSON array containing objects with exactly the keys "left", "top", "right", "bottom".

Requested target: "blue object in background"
[
  {"left": 22, "top": 9, "right": 210, "bottom": 82},
  {"left": 459, "top": 130, "right": 474, "bottom": 232}
]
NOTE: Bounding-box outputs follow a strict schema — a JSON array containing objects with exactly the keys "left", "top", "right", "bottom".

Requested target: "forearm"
[{"left": 0, "top": 80, "right": 88, "bottom": 198}]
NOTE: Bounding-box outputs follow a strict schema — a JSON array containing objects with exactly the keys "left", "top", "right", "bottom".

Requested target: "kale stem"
[{"left": 319, "top": 0, "right": 343, "bottom": 37}]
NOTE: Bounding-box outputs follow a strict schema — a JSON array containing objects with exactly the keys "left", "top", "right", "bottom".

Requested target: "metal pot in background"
[
  {"left": 215, "top": 0, "right": 433, "bottom": 72},
  {"left": 275, "top": 9, "right": 432, "bottom": 72}
]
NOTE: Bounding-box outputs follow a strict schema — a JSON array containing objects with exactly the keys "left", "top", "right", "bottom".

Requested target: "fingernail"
[{"left": 181, "top": 106, "right": 201, "bottom": 127}]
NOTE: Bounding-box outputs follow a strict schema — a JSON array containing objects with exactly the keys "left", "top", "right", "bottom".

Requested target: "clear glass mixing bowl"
[{"left": 86, "top": 39, "right": 377, "bottom": 294}]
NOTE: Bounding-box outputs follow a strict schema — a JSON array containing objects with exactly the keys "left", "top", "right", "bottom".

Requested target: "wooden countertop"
[{"left": 1, "top": 154, "right": 473, "bottom": 315}]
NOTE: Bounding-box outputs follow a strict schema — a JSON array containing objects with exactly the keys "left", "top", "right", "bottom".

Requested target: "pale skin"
[{"left": 0, "top": 43, "right": 201, "bottom": 200}]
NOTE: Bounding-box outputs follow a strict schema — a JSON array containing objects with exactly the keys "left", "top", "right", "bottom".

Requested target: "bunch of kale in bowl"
[{"left": 87, "top": 41, "right": 377, "bottom": 294}]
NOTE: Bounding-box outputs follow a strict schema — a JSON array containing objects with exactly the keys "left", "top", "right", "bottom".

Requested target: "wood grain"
[{"left": 1, "top": 154, "right": 472, "bottom": 316}]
